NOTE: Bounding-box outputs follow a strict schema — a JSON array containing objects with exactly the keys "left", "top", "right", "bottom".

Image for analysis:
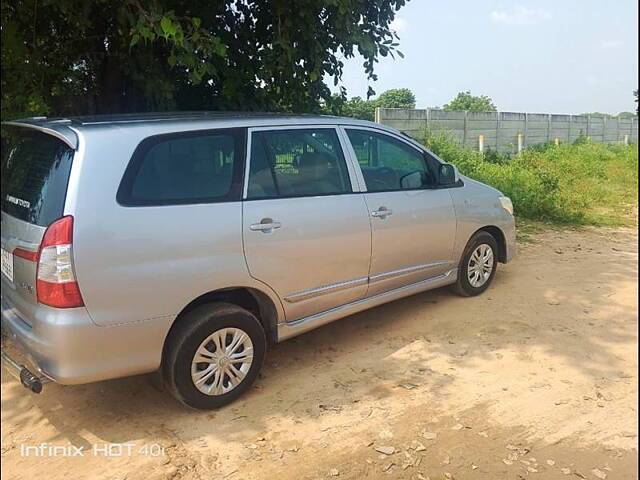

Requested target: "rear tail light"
[{"left": 36, "top": 216, "right": 84, "bottom": 308}]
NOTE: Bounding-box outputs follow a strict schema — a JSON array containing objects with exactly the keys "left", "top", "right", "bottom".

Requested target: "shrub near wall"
[{"left": 419, "top": 129, "right": 638, "bottom": 225}]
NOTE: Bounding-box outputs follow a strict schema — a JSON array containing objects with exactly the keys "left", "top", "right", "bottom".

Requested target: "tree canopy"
[
  {"left": 581, "top": 112, "right": 638, "bottom": 119},
  {"left": 1, "top": 0, "right": 408, "bottom": 119},
  {"left": 376, "top": 88, "right": 416, "bottom": 109},
  {"left": 325, "top": 87, "right": 416, "bottom": 121},
  {"left": 443, "top": 91, "right": 497, "bottom": 112},
  {"left": 581, "top": 113, "right": 614, "bottom": 118}
]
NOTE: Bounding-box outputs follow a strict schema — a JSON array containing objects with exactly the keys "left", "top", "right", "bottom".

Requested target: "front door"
[
  {"left": 343, "top": 127, "right": 457, "bottom": 297},
  {"left": 242, "top": 126, "right": 372, "bottom": 322}
]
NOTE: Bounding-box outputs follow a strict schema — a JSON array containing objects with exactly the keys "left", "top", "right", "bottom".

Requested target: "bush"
[{"left": 418, "top": 128, "right": 638, "bottom": 225}]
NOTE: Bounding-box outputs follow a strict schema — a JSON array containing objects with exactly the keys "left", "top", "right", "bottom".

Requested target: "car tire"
[
  {"left": 452, "top": 231, "right": 499, "bottom": 297},
  {"left": 162, "top": 302, "right": 266, "bottom": 410}
]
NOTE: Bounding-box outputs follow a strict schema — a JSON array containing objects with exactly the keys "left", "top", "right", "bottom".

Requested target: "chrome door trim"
[
  {"left": 277, "top": 269, "right": 457, "bottom": 341},
  {"left": 283, "top": 276, "right": 368, "bottom": 303},
  {"left": 249, "top": 221, "right": 282, "bottom": 232},
  {"left": 370, "top": 207, "right": 393, "bottom": 219},
  {"left": 369, "top": 261, "right": 452, "bottom": 284},
  {"left": 283, "top": 261, "right": 452, "bottom": 303}
]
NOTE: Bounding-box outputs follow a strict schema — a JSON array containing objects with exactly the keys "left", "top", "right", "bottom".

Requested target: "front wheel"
[
  {"left": 452, "top": 231, "right": 498, "bottom": 297},
  {"left": 162, "top": 303, "right": 266, "bottom": 410}
]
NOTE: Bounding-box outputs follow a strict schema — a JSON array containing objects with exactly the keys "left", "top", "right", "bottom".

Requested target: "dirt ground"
[{"left": 1, "top": 226, "right": 638, "bottom": 480}]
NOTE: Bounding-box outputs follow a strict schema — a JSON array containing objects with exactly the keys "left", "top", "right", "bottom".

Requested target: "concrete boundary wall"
[{"left": 377, "top": 108, "right": 639, "bottom": 154}]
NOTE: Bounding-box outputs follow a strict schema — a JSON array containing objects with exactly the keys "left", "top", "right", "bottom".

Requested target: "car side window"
[
  {"left": 118, "top": 129, "right": 244, "bottom": 206},
  {"left": 346, "top": 129, "right": 435, "bottom": 192},
  {"left": 247, "top": 128, "right": 352, "bottom": 199}
]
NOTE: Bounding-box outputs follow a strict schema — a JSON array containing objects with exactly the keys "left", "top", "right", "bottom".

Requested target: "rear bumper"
[
  {"left": 1, "top": 293, "right": 171, "bottom": 385},
  {"left": 0, "top": 347, "right": 51, "bottom": 392},
  {"left": 1, "top": 294, "right": 102, "bottom": 384}
]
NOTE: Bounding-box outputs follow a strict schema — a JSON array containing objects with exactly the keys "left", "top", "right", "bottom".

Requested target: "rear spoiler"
[{"left": 1, "top": 120, "right": 78, "bottom": 150}]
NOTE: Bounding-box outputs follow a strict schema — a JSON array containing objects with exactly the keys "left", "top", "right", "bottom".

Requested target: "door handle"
[
  {"left": 249, "top": 219, "right": 282, "bottom": 232},
  {"left": 371, "top": 207, "right": 393, "bottom": 218}
]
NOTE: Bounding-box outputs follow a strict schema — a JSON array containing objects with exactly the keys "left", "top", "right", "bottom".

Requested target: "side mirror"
[{"left": 437, "top": 163, "right": 459, "bottom": 185}]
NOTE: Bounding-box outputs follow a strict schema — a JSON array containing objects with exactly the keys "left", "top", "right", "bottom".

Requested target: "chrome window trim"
[
  {"left": 340, "top": 124, "right": 429, "bottom": 157},
  {"left": 338, "top": 125, "right": 450, "bottom": 194},
  {"left": 242, "top": 124, "right": 360, "bottom": 200}
]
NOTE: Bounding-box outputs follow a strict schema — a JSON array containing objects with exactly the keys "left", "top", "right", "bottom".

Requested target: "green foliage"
[
  {"left": 581, "top": 112, "right": 613, "bottom": 118},
  {"left": 324, "top": 88, "right": 416, "bottom": 121},
  {"left": 376, "top": 88, "right": 416, "bottom": 109},
  {"left": 580, "top": 111, "right": 637, "bottom": 119},
  {"left": 443, "top": 91, "right": 497, "bottom": 112},
  {"left": 328, "top": 95, "right": 378, "bottom": 121},
  {"left": 419, "top": 128, "right": 638, "bottom": 226},
  {"left": 1, "top": 0, "right": 408, "bottom": 118},
  {"left": 572, "top": 133, "right": 591, "bottom": 146},
  {"left": 482, "top": 148, "right": 511, "bottom": 165}
]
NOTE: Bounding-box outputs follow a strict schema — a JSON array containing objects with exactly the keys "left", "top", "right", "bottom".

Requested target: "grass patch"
[
  {"left": 515, "top": 218, "right": 548, "bottom": 243},
  {"left": 418, "top": 129, "right": 638, "bottom": 226}
]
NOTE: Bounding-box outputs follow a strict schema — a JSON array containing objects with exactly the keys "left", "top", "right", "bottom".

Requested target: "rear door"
[
  {"left": 1, "top": 126, "right": 75, "bottom": 312},
  {"left": 242, "top": 126, "right": 372, "bottom": 322},
  {"left": 342, "top": 127, "right": 457, "bottom": 297}
]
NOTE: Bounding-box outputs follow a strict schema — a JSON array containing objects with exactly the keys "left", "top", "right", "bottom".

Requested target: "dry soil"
[{"left": 1, "top": 226, "right": 638, "bottom": 480}]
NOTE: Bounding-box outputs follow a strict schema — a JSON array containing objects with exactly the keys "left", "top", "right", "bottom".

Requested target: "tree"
[
  {"left": 581, "top": 112, "right": 637, "bottom": 118},
  {"left": 376, "top": 88, "right": 416, "bottom": 109},
  {"left": 342, "top": 96, "right": 378, "bottom": 121},
  {"left": 635, "top": 89, "right": 639, "bottom": 116},
  {"left": 324, "top": 88, "right": 416, "bottom": 121},
  {"left": 581, "top": 112, "right": 613, "bottom": 118},
  {"left": 443, "top": 91, "right": 497, "bottom": 112},
  {"left": 323, "top": 94, "right": 377, "bottom": 121},
  {"left": 1, "top": 0, "right": 408, "bottom": 119}
]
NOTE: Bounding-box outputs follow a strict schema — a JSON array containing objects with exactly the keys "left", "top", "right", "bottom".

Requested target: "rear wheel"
[
  {"left": 452, "top": 231, "right": 498, "bottom": 297},
  {"left": 163, "top": 303, "right": 266, "bottom": 409}
]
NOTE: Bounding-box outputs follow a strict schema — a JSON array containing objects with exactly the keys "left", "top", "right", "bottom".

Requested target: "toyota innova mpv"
[{"left": 1, "top": 112, "right": 515, "bottom": 409}]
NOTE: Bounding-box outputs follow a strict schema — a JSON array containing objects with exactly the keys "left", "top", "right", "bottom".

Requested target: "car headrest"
[{"left": 298, "top": 152, "right": 332, "bottom": 179}]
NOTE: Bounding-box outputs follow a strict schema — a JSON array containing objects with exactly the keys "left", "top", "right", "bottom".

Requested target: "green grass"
[{"left": 418, "top": 129, "right": 638, "bottom": 226}]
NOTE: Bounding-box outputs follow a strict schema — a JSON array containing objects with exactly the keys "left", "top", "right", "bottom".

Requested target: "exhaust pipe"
[
  {"left": 1, "top": 348, "right": 46, "bottom": 393},
  {"left": 19, "top": 367, "right": 43, "bottom": 393}
]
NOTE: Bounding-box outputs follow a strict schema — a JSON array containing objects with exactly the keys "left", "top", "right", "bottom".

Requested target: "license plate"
[{"left": 1, "top": 248, "right": 14, "bottom": 283}]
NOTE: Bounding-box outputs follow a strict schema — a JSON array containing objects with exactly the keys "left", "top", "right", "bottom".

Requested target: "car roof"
[{"left": 1, "top": 111, "right": 407, "bottom": 151}]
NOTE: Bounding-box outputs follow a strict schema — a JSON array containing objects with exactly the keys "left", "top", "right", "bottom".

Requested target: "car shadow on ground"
[{"left": 1, "top": 228, "right": 637, "bottom": 457}]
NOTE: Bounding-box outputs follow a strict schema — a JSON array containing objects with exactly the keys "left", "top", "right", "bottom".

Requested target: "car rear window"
[
  {"left": 117, "top": 129, "right": 245, "bottom": 206},
  {"left": 1, "top": 127, "right": 75, "bottom": 227}
]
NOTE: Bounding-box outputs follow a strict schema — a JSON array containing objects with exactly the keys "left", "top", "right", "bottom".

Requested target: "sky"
[{"left": 331, "top": 0, "right": 639, "bottom": 115}]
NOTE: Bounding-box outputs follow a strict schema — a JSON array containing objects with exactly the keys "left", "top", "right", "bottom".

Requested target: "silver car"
[{"left": 1, "top": 113, "right": 515, "bottom": 409}]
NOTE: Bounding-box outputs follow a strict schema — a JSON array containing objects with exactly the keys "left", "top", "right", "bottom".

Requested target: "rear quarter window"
[
  {"left": 1, "top": 127, "right": 75, "bottom": 227},
  {"left": 117, "top": 128, "right": 245, "bottom": 206}
]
